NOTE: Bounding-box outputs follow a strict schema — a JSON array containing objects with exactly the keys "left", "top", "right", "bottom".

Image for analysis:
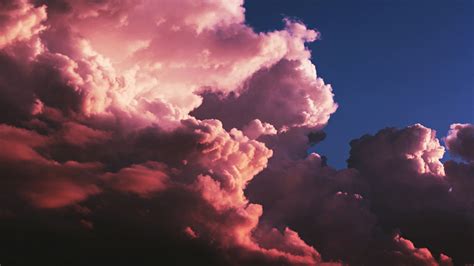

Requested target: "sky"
[
  {"left": 245, "top": 0, "right": 474, "bottom": 168},
  {"left": 1, "top": 1, "right": 474, "bottom": 265}
]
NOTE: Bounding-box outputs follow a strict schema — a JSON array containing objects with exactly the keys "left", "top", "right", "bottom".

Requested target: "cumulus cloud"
[
  {"left": 1, "top": 0, "right": 331, "bottom": 263},
  {"left": 244, "top": 122, "right": 473, "bottom": 265},
  {"left": 445, "top": 123, "right": 474, "bottom": 162},
  {"left": 30, "top": 0, "right": 328, "bottom": 130},
  {"left": 348, "top": 124, "right": 446, "bottom": 176},
  {"left": 0, "top": 0, "right": 46, "bottom": 49},
  {"left": 0, "top": 117, "right": 320, "bottom": 264},
  {"left": 242, "top": 119, "right": 277, "bottom": 140},
  {"left": 0, "top": 0, "right": 470, "bottom": 265},
  {"left": 346, "top": 124, "right": 473, "bottom": 265},
  {"left": 192, "top": 59, "right": 337, "bottom": 131}
]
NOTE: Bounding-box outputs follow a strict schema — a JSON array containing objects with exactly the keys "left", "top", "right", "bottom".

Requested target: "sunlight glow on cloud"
[{"left": 0, "top": 0, "right": 471, "bottom": 265}]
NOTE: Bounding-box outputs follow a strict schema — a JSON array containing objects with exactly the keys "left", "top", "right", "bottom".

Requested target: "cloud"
[
  {"left": 346, "top": 124, "right": 473, "bottom": 264},
  {"left": 245, "top": 123, "right": 470, "bottom": 264},
  {"left": 368, "top": 234, "right": 453, "bottom": 266},
  {"left": 0, "top": 0, "right": 470, "bottom": 265},
  {"left": 348, "top": 124, "right": 446, "bottom": 177},
  {"left": 101, "top": 161, "right": 169, "bottom": 196},
  {"left": 445, "top": 123, "right": 474, "bottom": 162},
  {"left": 0, "top": 0, "right": 46, "bottom": 49},
  {"left": 242, "top": 119, "right": 277, "bottom": 140},
  {"left": 0, "top": 117, "right": 320, "bottom": 264},
  {"left": 192, "top": 59, "right": 337, "bottom": 131}
]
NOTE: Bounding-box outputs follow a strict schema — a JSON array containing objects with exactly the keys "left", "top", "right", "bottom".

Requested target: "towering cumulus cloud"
[
  {"left": 0, "top": 0, "right": 329, "bottom": 265},
  {"left": 0, "top": 0, "right": 471, "bottom": 265}
]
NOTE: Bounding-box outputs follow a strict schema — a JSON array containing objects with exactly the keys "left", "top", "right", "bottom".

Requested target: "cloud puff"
[
  {"left": 101, "top": 161, "right": 169, "bottom": 196},
  {"left": 192, "top": 59, "right": 337, "bottom": 131},
  {"left": 242, "top": 119, "right": 277, "bottom": 140},
  {"left": 445, "top": 123, "right": 474, "bottom": 162},
  {"left": 348, "top": 124, "right": 445, "bottom": 176},
  {"left": 0, "top": 0, "right": 46, "bottom": 49}
]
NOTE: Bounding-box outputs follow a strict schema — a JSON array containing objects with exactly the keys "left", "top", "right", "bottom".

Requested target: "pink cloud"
[
  {"left": 348, "top": 123, "right": 445, "bottom": 176},
  {"left": 24, "top": 179, "right": 100, "bottom": 209},
  {"left": 0, "top": 0, "right": 46, "bottom": 49},
  {"left": 445, "top": 123, "right": 474, "bottom": 162},
  {"left": 102, "top": 161, "right": 169, "bottom": 196},
  {"left": 193, "top": 59, "right": 338, "bottom": 131},
  {"left": 0, "top": 0, "right": 470, "bottom": 265},
  {"left": 243, "top": 119, "right": 278, "bottom": 140},
  {"left": 0, "top": 124, "right": 48, "bottom": 162},
  {"left": 58, "top": 122, "right": 110, "bottom": 146},
  {"left": 392, "top": 234, "right": 452, "bottom": 266}
]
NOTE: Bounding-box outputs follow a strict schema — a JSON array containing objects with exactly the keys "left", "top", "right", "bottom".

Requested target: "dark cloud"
[
  {"left": 445, "top": 123, "right": 474, "bottom": 162},
  {"left": 347, "top": 124, "right": 474, "bottom": 265}
]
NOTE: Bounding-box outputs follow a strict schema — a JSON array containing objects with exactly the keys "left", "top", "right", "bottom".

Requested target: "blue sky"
[{"left": 245, "top": 0, "right": 474, "bottom": 168}]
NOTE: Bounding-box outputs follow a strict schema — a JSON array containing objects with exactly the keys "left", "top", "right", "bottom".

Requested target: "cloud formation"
[
  {"left": 0, "top": 0, "right": 471, "bottom": 265},
  {"left": 445, "top": 123, "right": 474, "bottom": 162}
]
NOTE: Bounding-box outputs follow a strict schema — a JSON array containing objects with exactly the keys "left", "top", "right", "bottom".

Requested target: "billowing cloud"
[
  {"left": 192, "top": 59, "right": 337, "bottom": 131},
  {"left": 348, "top": 124, "right": 446, "bottom": 177},
  {"left": 243, "top": 119, "right": 277, "bottom": 140},
  {"left": 0, "top": 0, "right": 470, "bottom": 265},
  {"left": 0, "top": 0, "right": 329, "bottom": 263},
  {"left": 244, "top": 123, "right": 472, "bottom": 265},
  {"left": 0, "top": 0, "right": 46, "bottom": 49},
  {"left": 345, "top": 124, "right": 473, "bottom": 265},
  {"left": 445, "top": 123, "right": 474, "bottom": 162},
  {"left": 0, "top": 116, "right": 321, "bottom": 264}
]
